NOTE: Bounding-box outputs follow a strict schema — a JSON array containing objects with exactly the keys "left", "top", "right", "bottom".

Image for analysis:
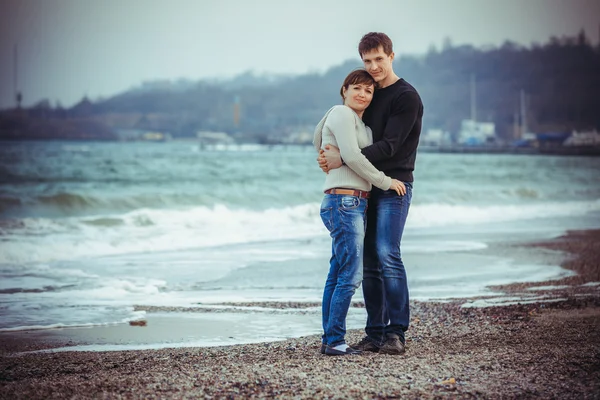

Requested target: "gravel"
[{"left": 1, "top": 229, "right": 599, "bottom": 399}]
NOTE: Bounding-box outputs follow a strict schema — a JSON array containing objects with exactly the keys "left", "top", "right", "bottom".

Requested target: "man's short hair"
[{"left": 358, "top": 32, "right": 394, "bottom": 58}]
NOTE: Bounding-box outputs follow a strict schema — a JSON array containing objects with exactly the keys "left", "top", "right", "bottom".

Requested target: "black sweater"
[{"left": 362, "top": 78, "right": 424, "bottom": 183}]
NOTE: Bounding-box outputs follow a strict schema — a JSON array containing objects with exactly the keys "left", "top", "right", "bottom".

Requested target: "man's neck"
[{"left": 379, "top": 73, "right": 400, "bottom": 89}]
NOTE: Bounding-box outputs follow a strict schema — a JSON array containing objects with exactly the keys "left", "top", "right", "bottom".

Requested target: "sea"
[{"left": 1, "top": 141, "right": 599, "bottom": 350}]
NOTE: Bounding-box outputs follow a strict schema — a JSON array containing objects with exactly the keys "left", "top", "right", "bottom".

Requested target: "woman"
[{"left": 313, "top": 69, "right": 405, "bottom": 356}]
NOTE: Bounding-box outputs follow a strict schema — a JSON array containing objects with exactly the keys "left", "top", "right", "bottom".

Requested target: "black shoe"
[
  {"left": 320, "top": 343, "right": 326, "bottom": 354},
  {"left": 352, "top": 336, "right": 381, "bottom": 353},
  {"left": 379, "top": 334, "right": 406, "bottom": 355},
  {"left": 324, "top": 345, "right": 362, "bottom": 356}
]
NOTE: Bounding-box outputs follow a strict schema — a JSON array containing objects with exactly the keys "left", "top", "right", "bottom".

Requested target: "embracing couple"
[{"left": 314, "top": 32, "right": 423, "bottom": 356}]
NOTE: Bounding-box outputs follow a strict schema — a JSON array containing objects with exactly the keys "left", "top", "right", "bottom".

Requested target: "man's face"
[{"left": 361, "top": 46, "right": 395, "bottom": 86}]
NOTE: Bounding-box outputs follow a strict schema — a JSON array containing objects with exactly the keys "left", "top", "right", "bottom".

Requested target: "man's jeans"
[
  {"left": 362, "top": 183, "right": 412, "bottom": 345},
  {"left": 320, "top": 194, "right": 367, "bottom": 347}
]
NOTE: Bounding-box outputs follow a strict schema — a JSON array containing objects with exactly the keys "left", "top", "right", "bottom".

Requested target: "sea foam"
[{"left": 1, "top": 199, "right": 599, "bottom": 264}]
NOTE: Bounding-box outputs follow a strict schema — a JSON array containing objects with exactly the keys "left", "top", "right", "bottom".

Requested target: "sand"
[{"left": 1, "top": 230, "right": 599, "bottom": 399}]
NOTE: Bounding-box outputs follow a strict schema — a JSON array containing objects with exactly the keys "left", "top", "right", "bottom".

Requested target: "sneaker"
[
  {"left": 324, "top": 345, "right": 362, "bottom": 356},
  {"left": 352, "top": 336, "right": 381, "bottom": 353},
  {"left": 379, "top": 334, "right": 406, "bottom": 355}
]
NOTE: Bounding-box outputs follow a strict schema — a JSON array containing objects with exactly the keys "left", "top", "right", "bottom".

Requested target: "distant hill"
[{"left": 1, "top": 31, "right": 598, "bottom": 142}]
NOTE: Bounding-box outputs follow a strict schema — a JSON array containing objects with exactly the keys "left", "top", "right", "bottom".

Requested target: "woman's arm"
[{"left": 325, "top": 106, "right": 392, "bottom": 190}]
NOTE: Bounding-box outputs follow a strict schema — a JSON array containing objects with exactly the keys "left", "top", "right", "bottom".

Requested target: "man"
[{"left": 318, "top": 32, "right": 423, "bottom": 355}]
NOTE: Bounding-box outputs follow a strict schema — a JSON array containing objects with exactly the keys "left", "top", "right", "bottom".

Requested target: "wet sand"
[{"left": 1, "top": 230, "right": 599, "bottom": 399}]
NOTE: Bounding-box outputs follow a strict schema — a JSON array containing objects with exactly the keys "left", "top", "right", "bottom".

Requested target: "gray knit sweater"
[{"left": 313, "top": 105, "right": 392, "bottom": 192}]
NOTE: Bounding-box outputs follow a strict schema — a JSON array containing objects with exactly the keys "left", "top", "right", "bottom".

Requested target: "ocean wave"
[
  {"left": 38, "top": 192, "right": 94, "bottom": 209},
  {"left": 0, "top": 284, "right": 78, "bottom": 294},
  {"left": 0, "top": 203, "right": 324, "bottom": 264},
  {"left": 0, "top": 191, "right": 215, "bottom": 216},
  {"left": 1, "top": 199, "right": 599, "bottom": 265},
  {"left": 0, "top": 195, "right": 23, "bottom": 214},
  {"left": 82, "top": 217, "right": 125, "bottom": 227},
  {"left": 5, "top": 183, "right": 598, "bottom": 219},
  {"left": 0, "top": 315, "right": 146, "bottom": 332},
  {"left": 408, "top": 199, "right": 600, "bottom": 228}
]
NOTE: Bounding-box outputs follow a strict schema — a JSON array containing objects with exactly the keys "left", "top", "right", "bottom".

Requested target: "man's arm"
[
  {"left": 361, "top": 91, "right": 421, "bottom": 163},
  {"left": 324, "top": 106, "right": 393, "bottom": 190}
]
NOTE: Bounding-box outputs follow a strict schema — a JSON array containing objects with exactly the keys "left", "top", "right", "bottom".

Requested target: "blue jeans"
[
  {"left": 362, "top": 183, "right": 412, "bottom": 345},
  {"left": 320, "top": 194, "right": 368, "bottom": 347}
]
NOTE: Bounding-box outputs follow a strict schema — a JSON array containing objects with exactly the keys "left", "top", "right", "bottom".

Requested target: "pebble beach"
[{"left": 1, "top": 229, "right": 599, "bottom": 399}]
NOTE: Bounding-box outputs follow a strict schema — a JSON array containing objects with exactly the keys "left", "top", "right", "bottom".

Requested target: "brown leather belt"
[{"left": 324, "top": 188, "right": 370, "bottom": 199}]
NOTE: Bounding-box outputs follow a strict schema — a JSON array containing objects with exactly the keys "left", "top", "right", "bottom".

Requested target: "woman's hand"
[
  {"left": 317, "top": 145, "right": 342, "bottom": 174},
  {"left": 317, "top": 149, "right": 329, "bottom": 173},
  {"left": 390, "top": 179, "right": 406, "bottom": 196}
]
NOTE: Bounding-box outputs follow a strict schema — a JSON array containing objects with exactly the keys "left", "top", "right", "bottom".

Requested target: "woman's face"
[{"left": 342, "top": 83, "right": 374, "bottom": 114}]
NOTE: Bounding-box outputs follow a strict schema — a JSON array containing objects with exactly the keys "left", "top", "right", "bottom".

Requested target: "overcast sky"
[{"left": 1, "top": 0, "right": 599, "bottom": 109}]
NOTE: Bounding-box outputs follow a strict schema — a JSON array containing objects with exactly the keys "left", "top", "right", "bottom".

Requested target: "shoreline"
[
  {"left": 1, "top": 229, "right": 599, "bottom": 398},
  {"left": 0, "top": 242, "right": 572, "bottom": 353},
  {"left": 0, "top": 228, "right": 579, "bottom": 352}
]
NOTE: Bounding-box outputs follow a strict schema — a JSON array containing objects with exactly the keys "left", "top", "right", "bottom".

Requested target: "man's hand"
[{"left": 316, "top": 145, "right": 342, "bottom": 174}]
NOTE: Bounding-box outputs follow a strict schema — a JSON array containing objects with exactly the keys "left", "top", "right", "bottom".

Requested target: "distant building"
[
  {"left": 511, "top": 132, "right": 537, "bottom": 148},
  {"left": 196, "top": 131, "right": 235, "bottom": 145},
  {"left": 421, "top": 129, "right": 452, "bottom": 146},
  {"left": 115, "top": 128, "right": 171, "bottom": 142},
  {"left": 457, "top": 119, "right": 496, "bottom": 145},
  {"left": 142, "top": 131, "right": 171, "bottom": 142},
  {"left": 563, "top": 130, "right": 600, "bottom": 146},
  {"left": 535, "top": 132, "right": 570, "bottom": 148},
  {"left": 282, "top": 130, "right": 313, "bottom": 145}
]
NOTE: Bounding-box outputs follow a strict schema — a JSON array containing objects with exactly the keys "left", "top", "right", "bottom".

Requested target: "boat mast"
[
  {"left": 520, "top": 89, "right": 527, "bottom": 136},
  {"left": 470, "top": 74, "right": 477, "bottom": 122},
  {"left": 14, "top": 43, "right": 22, "bottom": 109}
]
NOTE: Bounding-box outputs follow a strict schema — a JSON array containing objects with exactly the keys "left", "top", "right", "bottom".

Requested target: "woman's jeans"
[
  {"left": 363, "top": 184, "right": 412, "bottom": 345},
  {"left": 320, "top": 194, "right": 367, "bottom": 347}
]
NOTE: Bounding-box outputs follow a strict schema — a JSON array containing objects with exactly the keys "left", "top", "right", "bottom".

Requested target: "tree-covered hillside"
[{"left": 2, "top": 31, "right": 598, "bottom": 141}]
